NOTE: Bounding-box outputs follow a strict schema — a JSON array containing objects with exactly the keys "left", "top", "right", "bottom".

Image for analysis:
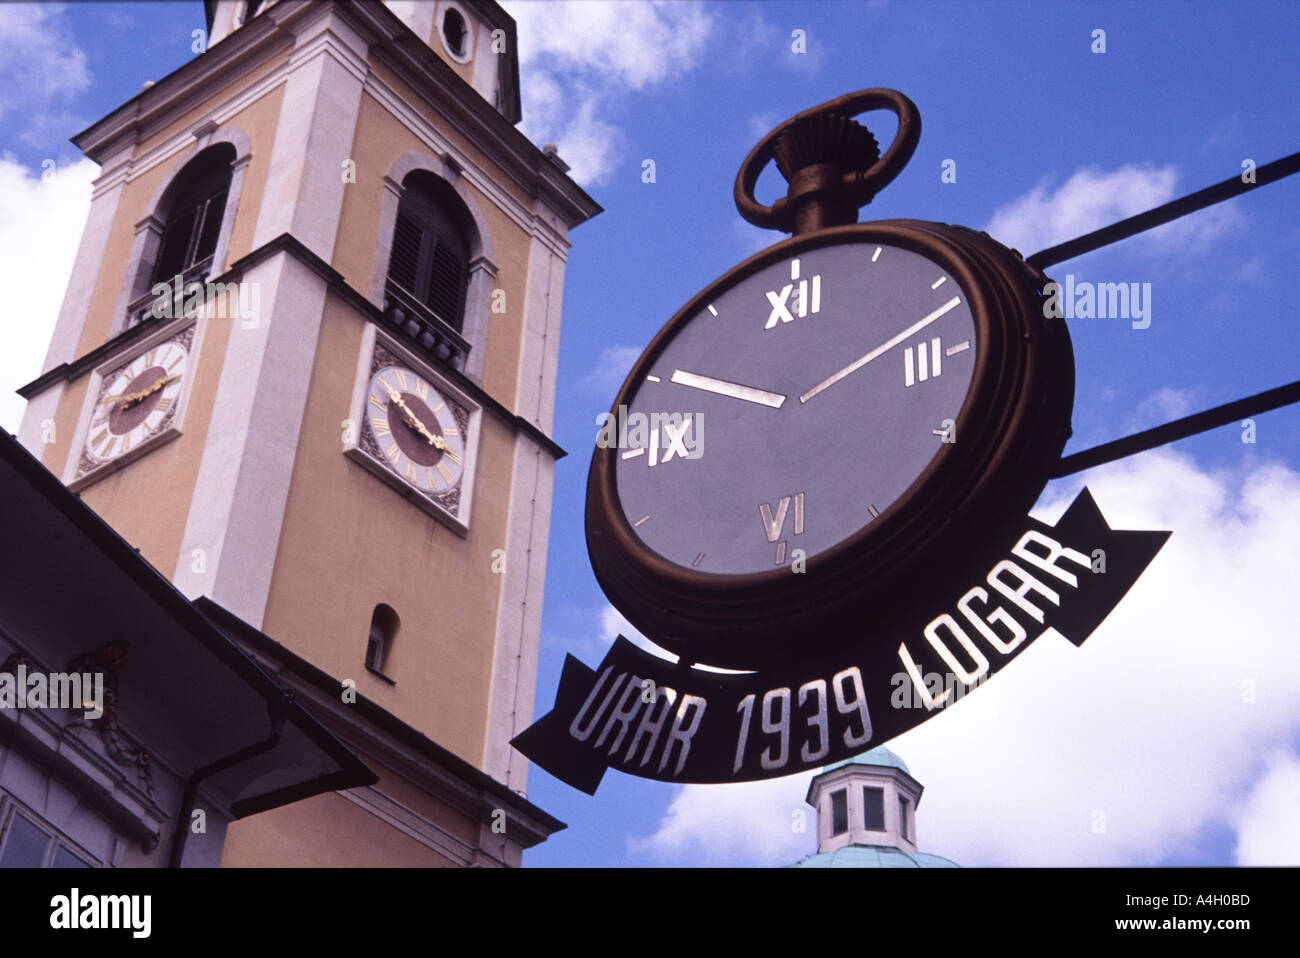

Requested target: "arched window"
[
  {"left": 386, "top": 172, "right": 470, "bottom": 330},
  {"left": 382, "top": 171, "right": 474, "bottom": 368},
  {"left": 366, "top": 603, "right": 399, "bottom": 677},
  {"left": 150, "top": 145, "right": 235, "bottom": 289}
]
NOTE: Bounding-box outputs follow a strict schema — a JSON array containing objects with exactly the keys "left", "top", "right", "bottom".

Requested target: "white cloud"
[
  {"left": 630, "top": 770, "right": 817, "bottom": 866},
  {"left": 502, "top": 1, "right": 715, "bottom": 184},
  {"left": 574, "top": 343, "right": 642, "bottom": 397},
  {"left": 985, "top": 165, "right": 1242, "bottom": 261},
  {"left": 0, "top": 155, "right": 97, "bottom": 433},
  {"left": 629, "top": 451, "right": 1300, "bottom": 866},
  {"left": 0, "top": 3, "right": 91, "bottom": 148},
  {"left": 596, "top": 603, "right": 679, "bottom": 663},
  {"left": 1233, "top": 748, "right": 1300, "bottom": 865},
  {"left": 1126, "top": 385, "right": 1198, "bottom": 432}
]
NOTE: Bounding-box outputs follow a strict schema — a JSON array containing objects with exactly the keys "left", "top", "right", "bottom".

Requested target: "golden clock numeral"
[
  {"left": 157, "top": 397, "right": 172, "bottom": 414},
  {"left": 89, "top": 427, "right": 108, "bottom": 451},
  {"left": 443, "top": 427, "right": 459, "bottom": 437},
  {"left": 405, "top": 461, "right": 417, "bottom": 481},
  {"left": 432, "top": 402, "right": 445, "bottom": 413},
  {"left": 415, "top": 380, "right": 429, "bottom": 401},
  {"left": 437, "top": 462, "right": 455, "bottom": 484},
  {"left": 369, "top": 395, "right": 387, "bottom": 411},
  {"left": 166, "top": 353, "right": 185, "bottom": 373},
  {"left": 384, "top": 444, "right": 401, "bottom": 465},
  {"left": 106, "top": 436, "right": 122, "bottom": 459},
  {"left": 143, "top": 349, "right": 157, "bottom": 368},
  {"left": 426, "top": 467, "right": 438, "bottom": 489},
  {"left": 443, "top": 448, "right": 461, "bottom": 466},
  {"left": 395, "top": 369, "right": 408, "bottom": 389},
  {"left": 119, "top": 434, "right": 134, "bottom": 454},
  {"left": 372, "top": 416, "right": 390, "bottom": 437}
]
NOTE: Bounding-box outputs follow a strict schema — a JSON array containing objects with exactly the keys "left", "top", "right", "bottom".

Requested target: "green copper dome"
[
  {"left": 791, "top": 845, "right": 959, "bottom": 868},
  {"left": 821, "top": 744, "right": 911, "bottom": 777}
]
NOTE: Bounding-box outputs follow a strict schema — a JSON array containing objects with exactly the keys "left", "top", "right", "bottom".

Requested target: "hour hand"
[{"left": 670, "top": 370, "right": 786, "bottom": 409}]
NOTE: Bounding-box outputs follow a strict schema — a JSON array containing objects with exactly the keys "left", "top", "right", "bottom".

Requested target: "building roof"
[
  {"left": 791, "top": 844, "right": 959, "bottom": 868},
  {"left": 822, "top": 744, "right": 911, "bottom": 776},
  {"left": 0, "top": 429, "right": 377, "bottom": 828}
]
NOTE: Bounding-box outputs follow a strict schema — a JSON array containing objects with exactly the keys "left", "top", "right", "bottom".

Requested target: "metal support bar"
[
  {"left": 1027, "top": 151, "right": 1300, "bottom": 270},
  {"left": 1051, "top": 379, "right": 1300, "bottom": 477}
]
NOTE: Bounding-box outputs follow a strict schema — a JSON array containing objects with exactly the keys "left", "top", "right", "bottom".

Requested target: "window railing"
[
  {"left": 125, "top": 256, "right": 215, "bottom": 330},
  {"left": 382, "top": 279, "right": 470, "bottom": 371}
]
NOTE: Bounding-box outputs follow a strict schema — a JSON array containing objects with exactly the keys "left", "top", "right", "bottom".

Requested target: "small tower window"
[
  {"left": 366, "top": 603, "right": 399, "bottom": 677},
  {"left": 442, "top": 8, "right": 468, "bottom": 58},
  {"left": 829, "top": 789, "right": 848, "bottom": 835},
  {"left": 863, "top": 786, "right": 885, "bottom": 830},
  {"left": 898, "top": 796, "right": 911, "bottom": 841}
]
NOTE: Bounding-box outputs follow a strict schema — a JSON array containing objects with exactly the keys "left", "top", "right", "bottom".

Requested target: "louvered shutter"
[
  {"left": 193, "top": 182, "right": 229, "bottom": 265},
  {"left": 388, "top": 211, "right": 424, "bottom": 294},
  {"left": 151, "top": 161, "right": 231, "bottom": 285},
  {"left": 386, "top": 178, "right": 471, "bottom": 332},
  {"left": 154, "top": 205, "right": 198, "bottom": 281},
  {"left": 426, "top": 233, "right": 467, "bottom": 326}
]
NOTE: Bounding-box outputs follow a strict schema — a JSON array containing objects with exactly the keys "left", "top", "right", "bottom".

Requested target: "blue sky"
[{"left": 2, "top": 1, "right": 1298, "bottom": 868}]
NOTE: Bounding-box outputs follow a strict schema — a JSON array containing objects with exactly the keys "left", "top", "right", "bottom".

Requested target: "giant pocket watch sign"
[{"left": 513, "top": 90, "right": 1169, "bottom": 794}]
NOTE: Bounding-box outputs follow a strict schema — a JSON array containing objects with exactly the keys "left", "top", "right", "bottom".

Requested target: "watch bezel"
[{"left": 586, "top": 221, "right": 1074, "bottom": 670}]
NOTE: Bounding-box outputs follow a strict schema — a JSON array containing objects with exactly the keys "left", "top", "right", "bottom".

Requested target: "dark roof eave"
[
  {"left": 194, "top": 595, "right": 567, "bottom": 837},
  {"left": 0, "top": 430, "right": 378, "bottom": 810}
]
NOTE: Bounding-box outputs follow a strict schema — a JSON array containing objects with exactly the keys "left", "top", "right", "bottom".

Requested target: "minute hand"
[{"left": 799, "top": 296, "right": 961, "bottom": 404}]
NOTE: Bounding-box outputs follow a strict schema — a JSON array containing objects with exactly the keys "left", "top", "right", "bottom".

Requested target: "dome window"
[{"left": 830, "top": 789, "right": 848, "bottom": 835}]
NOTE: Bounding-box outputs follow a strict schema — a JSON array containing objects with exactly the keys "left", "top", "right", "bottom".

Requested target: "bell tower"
[{"left": 16, "top": 0, "right": 599, "bottom": 866}]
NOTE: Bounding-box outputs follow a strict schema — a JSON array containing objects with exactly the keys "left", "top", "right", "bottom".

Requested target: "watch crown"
[{"left": 773, "top": 112, "right": 880, "bottom": 181}]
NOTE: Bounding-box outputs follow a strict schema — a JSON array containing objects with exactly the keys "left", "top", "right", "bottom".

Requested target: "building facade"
[{"left": 12, "top": 0, "right": 598, "bottom": 866}]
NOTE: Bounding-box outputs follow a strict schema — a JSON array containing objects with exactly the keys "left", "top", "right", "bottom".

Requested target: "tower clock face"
[
  {"left": 614, "top": 240, "right": 977, "bottom": 575},
  {"left": 365, "top": 365, "right": 465, "bottom": 494},
  {"left": 86, "top": 340, "right": 189, "bottom": 463}
]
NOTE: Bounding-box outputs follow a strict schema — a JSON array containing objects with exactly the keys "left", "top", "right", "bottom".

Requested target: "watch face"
[
  {"left": 365, "top": 365, "right": 465, "bottom": 493},
  {"left": 87, "top": 340, "right": 189, "bottom": 463},
  {"left": 614, "top": 238, "right": 977, "bottom": 575}
]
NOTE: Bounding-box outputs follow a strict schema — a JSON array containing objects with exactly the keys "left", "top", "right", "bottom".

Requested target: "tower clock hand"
[
  {"left": 389, "top": 390, "right": 435, "bottom": 441},
  {"left": 670, "top": 369, "right": 786, "bottom": 408},
  {"left": 799, "top": 296, "right": 962, "bottom": 404},
  {"left": 384, "top": 386, "right": 458, "bottom": 459},
  {"left": 102, "top": 373, "right": 181, "bottom": 409}
]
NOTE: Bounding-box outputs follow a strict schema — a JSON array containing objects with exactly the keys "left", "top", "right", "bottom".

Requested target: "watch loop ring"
[{"left": 734, "top": 88, "right": 921, "bottom": 233}]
